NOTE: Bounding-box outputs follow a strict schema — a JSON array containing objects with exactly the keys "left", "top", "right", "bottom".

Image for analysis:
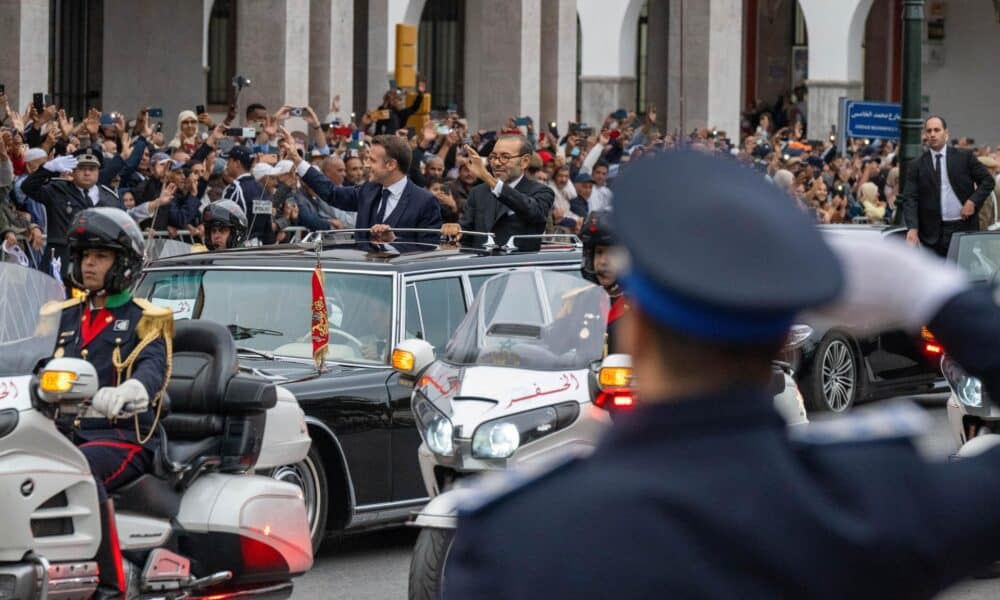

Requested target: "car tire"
[
  {"left": 408, "top": 527, "right": 455, "bottom": 600},
  {"left": 269, "top": 445, "right": 329, "bottom": 553},
  {"left": 803, "top": 333, "right": 860, "bottom": 413}
]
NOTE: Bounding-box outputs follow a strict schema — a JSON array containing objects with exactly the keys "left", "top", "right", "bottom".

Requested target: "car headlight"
[
  {"left": 942, "top": 356, "right": 983, "bottom": 408},
  {"left": 413, "top": 392, "right": 454, "bottom": 456},
  {"left": 471, "top": 403, "right": 579, "bottom": 459}
]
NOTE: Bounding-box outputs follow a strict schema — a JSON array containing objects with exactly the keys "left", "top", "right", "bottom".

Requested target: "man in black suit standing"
[
  {"left": 452, "top": 135, "right": 554, "bottom": 251},
  {"left": 286, "top": 132, "right": 442, "bottom": 244},
  {"left": 900, "top": 115, "right": 995, "bottom": 256}
]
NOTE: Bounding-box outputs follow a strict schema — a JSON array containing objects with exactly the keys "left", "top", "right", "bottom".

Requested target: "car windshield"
[
  {"left": 134, "top": 269, "right": 394, "bottom": 364},
  {"left": 441, "top": 270, "right": 609, "bottom": 371},
  {"left": 951, "top": 233, "right": 1000, "bottom": 282}
]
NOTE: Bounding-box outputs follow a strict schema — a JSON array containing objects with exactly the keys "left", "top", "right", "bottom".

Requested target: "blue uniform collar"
[{"left": 599, "top": 387, "right": 784, "bottom": 449}]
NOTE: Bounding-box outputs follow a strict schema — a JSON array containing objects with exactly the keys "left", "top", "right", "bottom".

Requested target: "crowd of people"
[{"left": 2, "top": 81, "right": 999, "bottom": 272}]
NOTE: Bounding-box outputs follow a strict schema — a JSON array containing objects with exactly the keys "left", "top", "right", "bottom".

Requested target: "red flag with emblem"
[{"left": 311, "top": 260, "right": 329, "bottom": 369}]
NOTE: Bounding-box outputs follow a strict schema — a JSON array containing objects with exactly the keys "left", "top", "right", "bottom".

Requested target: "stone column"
[
  {"left": 366, "top": 0, "right": 390, "bottom": 111},
  {"left": 798, "top": 0, "right": 874, "bottom": 138},
  {"left": 102, "top": 0, "right": 204, "bottom": 124},
  {"left": 236, "top": 0, "right": 311, "bottom": 122},
  {"left": 664, "top": 0, "right": 742, "bottom": 137},
  {"left": 309, "top": 0, "right": 354, "bottom": 119},
  {"left": 540, "top": 0, "right": 577, "bottom": 133},
  {"left": 463, "top": 0, "right": 542, "bottom": 131},
  {"left": 706, "top": 0, "right": 743, "bottom": 139},
  {"left": 0, "top": 0, "right": 50, "bottom": 112}
]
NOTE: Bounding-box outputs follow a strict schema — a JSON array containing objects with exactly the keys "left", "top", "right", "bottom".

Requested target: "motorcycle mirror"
[
  {"left": 597, "top": 354, "right": 633, "bottom": 391},
  {"left": 38, "top": 357, "right": 99, "bottom": 402},
  {"left": 391, "top": 339, "right": 436, "bottom": 382}
]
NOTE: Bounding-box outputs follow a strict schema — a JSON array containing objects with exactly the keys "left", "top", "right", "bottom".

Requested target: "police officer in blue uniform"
[
  {"left": 53, "top": 207, "right": 171, "bottom": 597},
  {"left": 443, "top": 150, "right": 1000, "bottom": 599},
  {"left": 21, "top": 148, "right": 122, "bottom": 283},
  {"left": 221, "top": 145, "right": 274, "bottom": 246}
]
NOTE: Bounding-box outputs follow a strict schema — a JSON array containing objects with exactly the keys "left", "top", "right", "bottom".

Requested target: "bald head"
[{"left": 322, "top": 156, "right": 346, "bottom": 186}]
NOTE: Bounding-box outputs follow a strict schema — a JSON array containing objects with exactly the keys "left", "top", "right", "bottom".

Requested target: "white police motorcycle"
[
  {"left": 391, "top": 270, "right": 810, "bottom": 600},
  {"left": 0, "top": 263, "right": 313, "bottom": 599}
]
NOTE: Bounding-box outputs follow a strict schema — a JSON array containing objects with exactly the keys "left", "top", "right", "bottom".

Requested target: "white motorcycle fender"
[
  {"left": 955, "top": 433, "right": 1000, "bottom": 459},
  {"left": 0, "top": 405, "right": 101, "bottom": 563},
  {"left": 176, "top": 473, "right": 313, "bottom": 574},
  {"left": 256, "top": 386, "right": 311, "bottom": 470},
  {"left": 412, "top": 488, "right": 483, "bottom": 530}
]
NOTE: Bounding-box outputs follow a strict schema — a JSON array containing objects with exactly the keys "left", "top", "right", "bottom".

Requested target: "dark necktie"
[
  {"left": 375, "top": 188, "right": 391, "bottom": 224},
  {"left": 935, "top": 153, "right": 943, "bottom": 183}
]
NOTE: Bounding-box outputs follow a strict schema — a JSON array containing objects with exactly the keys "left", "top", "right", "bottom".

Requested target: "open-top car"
[{"left": 133, "top": 230, "right": 584, "bottom": 551}]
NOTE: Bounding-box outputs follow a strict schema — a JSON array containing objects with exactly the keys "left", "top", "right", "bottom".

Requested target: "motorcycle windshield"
[
  {"left": 145, "top": 238, "right": 196, "bottom": 262},
  {"left": 442, "top": 270, "right": 609, "bottom": 371},
  {"left": 0, "top": 264, "right": 65, "bottom": 376}
]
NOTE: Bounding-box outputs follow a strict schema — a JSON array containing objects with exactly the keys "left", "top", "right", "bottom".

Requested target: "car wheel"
[
  {"left": 269, "top": 445, "right": 329, "bottom": 553},
  {"left": 408, "top": 527, "right": 455, "bottom": 600},
  {"left": 803, "top": 334, "right": 859, "bottom": 413}
]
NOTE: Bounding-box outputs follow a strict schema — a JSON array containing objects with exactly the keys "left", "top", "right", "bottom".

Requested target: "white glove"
[
  {"left": 91, "top": 379, "right": 149, "bottom": 419},
  {"left": 807, "top": 235, "right": 969, "bottom": 336},
  {"left": 43, "top": 155, "right": 78, "bottom": 174}
]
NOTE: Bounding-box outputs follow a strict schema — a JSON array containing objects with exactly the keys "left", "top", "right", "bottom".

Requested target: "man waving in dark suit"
[
  {"left": 287, "top": 132, "right": 442, "bottom": 243},
  {"left": 900, "top": 115, "right": 995, "bottom": 256},
  {"left": 453, "top": 135, "right": 554, "bottom": 251}
]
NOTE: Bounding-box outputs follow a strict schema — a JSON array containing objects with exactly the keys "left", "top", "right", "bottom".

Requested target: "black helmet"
[
  {"left": 202, "top": 200, "right": 248, "bottom": 250},
  {"left": 68, "top": 208, "right": 145, "bottom": 294},
  {"left": 579, "top": 210, "right": 620, "bottom": 296}
]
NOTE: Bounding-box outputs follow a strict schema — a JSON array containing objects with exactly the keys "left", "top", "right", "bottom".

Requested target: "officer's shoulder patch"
[
  {"left": 133, "top": 298, "right": 173, "bottom": 318},
  {"left": 457, "top": 449, "right": 585, "bottom": 515},
  {"left": 790, "top": 400, "right": 930, "bottom": 445},
  {"left": 40, "top": 296, "right": 84, "bottom": 316}
]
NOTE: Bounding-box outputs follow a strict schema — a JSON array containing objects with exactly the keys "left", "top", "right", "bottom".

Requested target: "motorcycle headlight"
[
  {"left": 472, "top": 404, "right": 578, "bottom": 459},
  {"left": 942, "top": 356, "right": 983, "bottom": 408},
  {"left": 413, "top": 392, "right": 454, "bottom": 456}
]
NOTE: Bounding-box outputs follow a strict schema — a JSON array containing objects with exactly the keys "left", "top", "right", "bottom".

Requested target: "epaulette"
[
  {"left": 457, "top": 449, "right": 584, "bottom": 515},
  {"left": 790, "top": 400, "right": 930, "bottom": 445},
  {"left": 40, "top": 296, "right": 84, "bottom": 317},
  {"left": 133, "top": 297, "right": 173, "bottom": 318},
  {"left": 133, "top": 298, "right": 175, "bottom": 340}
]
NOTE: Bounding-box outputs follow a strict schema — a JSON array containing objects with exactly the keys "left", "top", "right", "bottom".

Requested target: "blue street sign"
[{"left": 844, "top": 100, "right": 901, "bottom": 140}]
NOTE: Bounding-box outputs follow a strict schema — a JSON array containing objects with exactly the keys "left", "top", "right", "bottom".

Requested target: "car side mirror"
[
  {"left": 38, "top": 357, "right": 99, "bottom": 402},
  {"left": 391, "top": 339, "right": 436, "bottom": 386}
]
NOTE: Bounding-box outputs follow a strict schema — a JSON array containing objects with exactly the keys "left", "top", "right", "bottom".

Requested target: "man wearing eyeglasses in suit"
[{"left": 447, "top": 134, "right": 554, "bottom": 252}]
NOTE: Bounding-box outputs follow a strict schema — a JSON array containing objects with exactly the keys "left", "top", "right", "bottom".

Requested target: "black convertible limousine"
[{"left": 134, "top": 232, "right": 583, "bottom": 551}]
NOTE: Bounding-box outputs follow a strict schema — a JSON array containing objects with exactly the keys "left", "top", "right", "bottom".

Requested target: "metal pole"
[{"left": 897, "top": 0, "right": 924, "bottom": 212}]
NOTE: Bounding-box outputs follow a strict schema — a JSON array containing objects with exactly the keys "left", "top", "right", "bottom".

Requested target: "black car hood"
[{"left": 237, "top": 355, "right": 367, "bottom": 383}]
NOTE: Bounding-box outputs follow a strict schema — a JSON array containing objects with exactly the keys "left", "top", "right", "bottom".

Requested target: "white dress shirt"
[
  {"left": 934, "top": 145, "right": 963, "bottom": 222},
  {"left": 76, "top": 185, "right": 101, "bottom": 206},
  {"left": 378, "top": 176, "right": 409, "bottom": 220},
  {"left": 588, "top": 185, "right": 613, "bottom": 212}
]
